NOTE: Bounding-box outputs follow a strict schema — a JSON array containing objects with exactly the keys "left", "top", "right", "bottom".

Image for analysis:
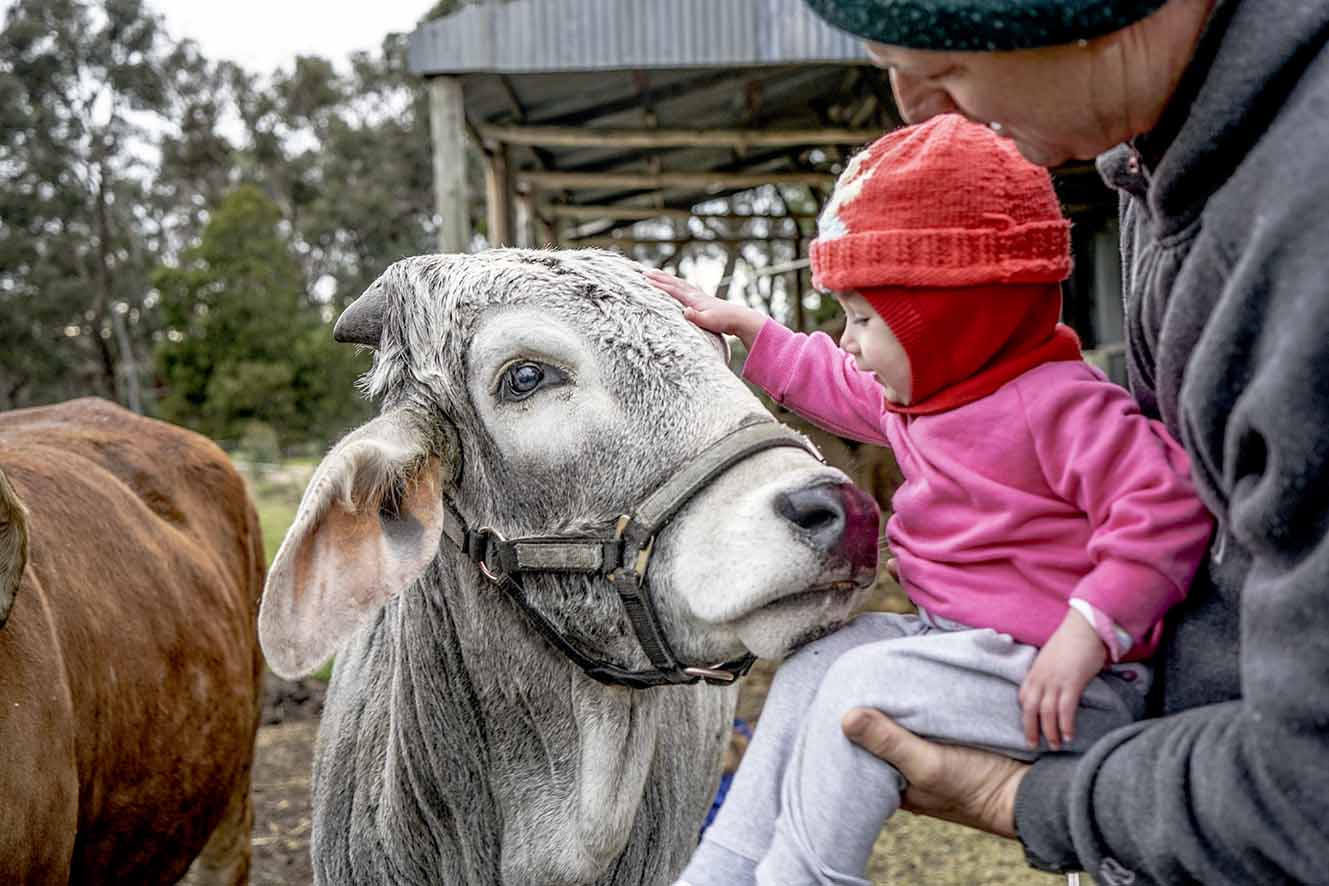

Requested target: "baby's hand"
[
  {"left": 643, "top": 269, "right": 766, "bottom": 348},
  {"left": 1019, "top": 608, "right": 1108, "bottom": 751}
]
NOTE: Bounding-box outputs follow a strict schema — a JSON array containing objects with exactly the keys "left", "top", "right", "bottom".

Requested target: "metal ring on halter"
[
  {"left": 682, "top": 665, "right": 738, "bottom": 684},
  {"left": 474, "top": 526, "right": 507, "bottom": 583}
]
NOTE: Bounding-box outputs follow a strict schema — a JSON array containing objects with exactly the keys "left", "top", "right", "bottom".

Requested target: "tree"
[
  {"left": 149, "top": 41, "right": 244, "bottom": 255},
  {"left": 1, "top": 1, "right": 450, "bottom": 443},
  {"left": 230, "top": 33, "right": 438, "bottom": 312},
  {"left": 153, "top": 185, "right": 370, "bottom": 447},
  {"left": 0, "top": 0, "right": 177, "bottom": 411}
]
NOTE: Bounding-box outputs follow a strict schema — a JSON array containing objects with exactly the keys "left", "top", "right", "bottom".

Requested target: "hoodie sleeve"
[
  {"left": 1015, "top": 369, "right": 1213, "bottom": 651},
  {"left": 1014, "top": 160, "right": 1329, "bottom": 885},
  {"left": 741, "top": 319, "right": 891, "bottom": 445}
]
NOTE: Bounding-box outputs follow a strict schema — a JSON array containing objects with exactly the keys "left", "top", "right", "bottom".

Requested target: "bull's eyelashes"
[{"left": 496, "top": 360, "right": 569, "bottom": 403}]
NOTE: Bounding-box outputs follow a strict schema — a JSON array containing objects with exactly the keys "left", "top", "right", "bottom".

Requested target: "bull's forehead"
[
  {"left": 393, "top": 248, "right": 668, "bottom": 316},
  {"left": 365, "top": 249, "right": 714, "bottom": 403}
]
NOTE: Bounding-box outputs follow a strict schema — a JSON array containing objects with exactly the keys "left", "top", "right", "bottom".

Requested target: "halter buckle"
[
  {"left": 682, "top": 665, "right": 738, "bottom": 684},
  {"left": 612, "top": 514, "right": 655, "bottom": 582}
]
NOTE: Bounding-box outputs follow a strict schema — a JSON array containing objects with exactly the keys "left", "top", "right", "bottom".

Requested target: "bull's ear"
[
  {"left": 0, "top": 469, "right": 28, "bottom": 629},
  {"left": 259, "top": 409, "right": 452, "bottom": 678}
]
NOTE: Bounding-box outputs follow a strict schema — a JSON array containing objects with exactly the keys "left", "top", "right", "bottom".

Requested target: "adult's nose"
[
  {"left": 888, "top": 69, "right": 958, "bottom": 124},
  {"left": 775, "top": 481, "right": 880, "bottom": 572}
]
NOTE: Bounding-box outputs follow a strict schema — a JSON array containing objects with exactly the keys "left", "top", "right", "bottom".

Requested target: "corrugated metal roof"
[{"left": 408, "top": 0, "right": 868, "bottom": 75}]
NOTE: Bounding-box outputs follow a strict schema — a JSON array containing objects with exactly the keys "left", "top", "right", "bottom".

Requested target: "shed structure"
[{"left": 407, "top": 0, "right": 1125, "bottom": 365}]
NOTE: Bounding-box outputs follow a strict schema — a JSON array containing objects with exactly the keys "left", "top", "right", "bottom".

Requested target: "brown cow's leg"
[
  {"left": 0, "top": 765, "right": 77, "bottom": 884},
  {"left": 0, "top": 571, "right": 78, "bottom": 884},
  {"left": 180, "top": 766, "right": 253, "bottom": 886}
]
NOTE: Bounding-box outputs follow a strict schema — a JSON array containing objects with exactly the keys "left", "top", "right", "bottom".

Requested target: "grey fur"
[{"left": 273, "top": 249, "right": 871, "bottom": 885}]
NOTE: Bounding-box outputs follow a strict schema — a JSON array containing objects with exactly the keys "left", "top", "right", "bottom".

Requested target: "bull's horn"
[{"left": 334, "top": 280, "right": 387, "bottom": 347}]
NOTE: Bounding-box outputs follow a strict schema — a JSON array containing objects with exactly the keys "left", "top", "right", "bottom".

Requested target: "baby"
[{"left": 647, "top": 115, "right": 1213, "bottom": 886}]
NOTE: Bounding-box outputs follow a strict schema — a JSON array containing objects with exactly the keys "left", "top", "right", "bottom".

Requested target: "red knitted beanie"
[
  {"left": 810, "top": 114, "right": 1071, "bottom": 290},
  {"left": 811, "top": 115, "right": 1078, "bottom": 412}
]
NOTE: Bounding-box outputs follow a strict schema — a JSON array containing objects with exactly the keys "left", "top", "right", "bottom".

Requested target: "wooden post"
[
  {"left": 428, "top": 76, "right": 469, "bottom": 253},
  {"left": 483, "top": 142, "right": 512, "bottom": 247},
  {"left": 535, "top": 211, "right": 557, "bottom": 248},
  {"left": 715, "top": 248, "right": 739, "bottom": 301},
  {"left": 515, "top": 187, "right": 537, "bottom": 248},
  {"left": 789, "top": 266, "right": 805, "bottom": 332}
]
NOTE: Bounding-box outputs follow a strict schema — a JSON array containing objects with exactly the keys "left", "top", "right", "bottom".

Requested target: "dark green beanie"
[{"left": 803, "top": 0, "right": 1168, "bottom": 51}]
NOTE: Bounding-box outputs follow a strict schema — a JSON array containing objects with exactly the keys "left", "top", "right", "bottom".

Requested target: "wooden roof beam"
[
  {"left": 520, "top": 170, "right": 835, "bottom": 191},
  {"left": 570, "top": 235, "right": 801, "bottom": 248},
  {"left": 550, "top": 204, "right": 814, "bottom": 222},
  {"left": 479, "top": 125, "right": 877, "bottom": 149}
]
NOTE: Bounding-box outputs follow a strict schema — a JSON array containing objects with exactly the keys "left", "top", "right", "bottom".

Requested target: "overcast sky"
[
  {"left": 1, "top": 0, "right": 436, "bottom": 74},
  {"left": 158, "top": 1, "right": 435, "bottom": 73}
]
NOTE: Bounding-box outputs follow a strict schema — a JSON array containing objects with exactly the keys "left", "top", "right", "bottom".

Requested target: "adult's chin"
[{"left": 1011, "top": 137, "right": 1072, "bottom": 169}]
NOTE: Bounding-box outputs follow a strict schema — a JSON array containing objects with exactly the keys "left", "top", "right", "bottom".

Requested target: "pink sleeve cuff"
[
  {"left": 1068, "top": 598, "right": 1134, "bottom": 663},
  {"left": 740, "top": 318, "right": 799, "bottom": 398},
  {"left": 1070, "top": 557, "right": 1186, "bottom": 646}
]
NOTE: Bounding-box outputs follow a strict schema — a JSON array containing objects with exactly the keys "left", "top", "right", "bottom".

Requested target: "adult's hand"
[{"left": 842, "top": 708, "right": 1029, "bottom": 839}]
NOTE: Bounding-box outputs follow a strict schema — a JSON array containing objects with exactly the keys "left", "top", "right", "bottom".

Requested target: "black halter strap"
[{"left": 439, "top": 419, "right": 824, "bottom": 689}]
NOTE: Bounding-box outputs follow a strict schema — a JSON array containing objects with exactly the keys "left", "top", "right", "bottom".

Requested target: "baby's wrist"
[
  {"left": 1066, "top": 599, "right": 1130, "bottom": 663},
  {"left": 732, "top": 311, "right": 766, "bottom": 349}
]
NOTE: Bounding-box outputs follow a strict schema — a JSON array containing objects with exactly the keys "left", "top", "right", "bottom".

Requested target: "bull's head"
[{"left": 259, "top": 250, "right": 878, "bottom": 681}]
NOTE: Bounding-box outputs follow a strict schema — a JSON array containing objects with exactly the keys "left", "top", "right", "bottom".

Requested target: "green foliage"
[
  {"left": 239, "top": 32, "right": 438, "bottom": 311},
  {"left": 1, "top": 0, "right": 433, "bottom": 451},
  {"left": 0, "top": 0, "right": 174, "bottom": 410},
  {"left": 153, "top": 186, "right": 371, "bottom": 446},
  {"left": 238, "top": 421, "right": 283, "bottom": 465},
  {"left": 422, "top": 0, "right": 499, "bottom": 21}
]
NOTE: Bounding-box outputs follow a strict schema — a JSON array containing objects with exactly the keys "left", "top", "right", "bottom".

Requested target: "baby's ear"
[{"left": 258, "top": 409, "right": 454, "bottom": 677}]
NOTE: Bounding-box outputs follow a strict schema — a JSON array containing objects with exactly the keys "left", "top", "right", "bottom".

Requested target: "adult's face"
[
  {"left": 862, "top": 0, "right": 1215, "bottom": 168},
  {"left": 866, "top": 41, "right": 1122, "bottom": 167}
]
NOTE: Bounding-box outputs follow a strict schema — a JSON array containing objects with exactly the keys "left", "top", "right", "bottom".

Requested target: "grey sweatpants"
[{"left": 679, "top": 611, "right": 1149, "bottom": 886}]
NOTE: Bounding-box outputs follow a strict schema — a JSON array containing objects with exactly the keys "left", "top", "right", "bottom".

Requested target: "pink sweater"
[{"left": 745, "top": 321, "right": 1213, "bottom": 659}]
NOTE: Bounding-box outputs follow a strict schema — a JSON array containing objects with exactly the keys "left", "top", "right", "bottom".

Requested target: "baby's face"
[{"left": 835, "top": 292, "right": 912, "bottom": 405}]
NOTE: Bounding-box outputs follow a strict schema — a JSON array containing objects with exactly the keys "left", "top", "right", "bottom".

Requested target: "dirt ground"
[
  {"left": 251, "top": 675, "right": 323, "bottom": 886},
  {"left": 251, "top": 665, "right": 1073, "bottom": 885}
]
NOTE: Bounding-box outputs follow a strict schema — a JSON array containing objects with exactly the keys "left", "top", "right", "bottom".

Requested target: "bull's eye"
[
  {"left": 511, "top": 363, "right": 542, "bottom": 392},
  {"left": 500, "top": 361, "right": 564, "bottom": 401}
]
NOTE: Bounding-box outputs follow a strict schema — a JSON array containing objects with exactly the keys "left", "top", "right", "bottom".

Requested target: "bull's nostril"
[
  {"left": 776, "top": 484, "right": 847, "bottom": 549},
  {"left": 793, "top": 506, "right": 838, "bottom": 532},
  {"left": 777, "top": 481, "right": 881, "bottom": 566}
]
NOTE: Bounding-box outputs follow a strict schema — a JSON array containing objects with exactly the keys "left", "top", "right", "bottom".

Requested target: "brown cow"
[{"left": 0, "top": 398, "right": 263, "bottom": 885}]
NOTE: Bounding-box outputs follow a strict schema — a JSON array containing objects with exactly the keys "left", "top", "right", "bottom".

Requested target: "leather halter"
[{"left": 439, "top": 419, "right": 825, "bottom": 690}]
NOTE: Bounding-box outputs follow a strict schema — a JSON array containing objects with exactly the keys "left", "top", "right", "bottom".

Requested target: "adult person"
[{"left": 800, "top": 0, "right": 1329, "bottom": 883}]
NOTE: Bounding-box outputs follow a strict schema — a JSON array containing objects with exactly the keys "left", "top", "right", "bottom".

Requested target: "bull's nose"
[{"left": 775, "top": 482, "right": 880, "bottom": 570}]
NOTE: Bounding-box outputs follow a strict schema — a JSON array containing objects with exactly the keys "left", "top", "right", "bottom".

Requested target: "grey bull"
[{"left": 258, "top": 249, "right": 880, "bottom": 885}]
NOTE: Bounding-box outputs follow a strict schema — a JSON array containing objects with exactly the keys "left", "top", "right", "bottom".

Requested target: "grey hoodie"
[{"left": 1013, "top": 0, "right": 1329, "bottom": 882}]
